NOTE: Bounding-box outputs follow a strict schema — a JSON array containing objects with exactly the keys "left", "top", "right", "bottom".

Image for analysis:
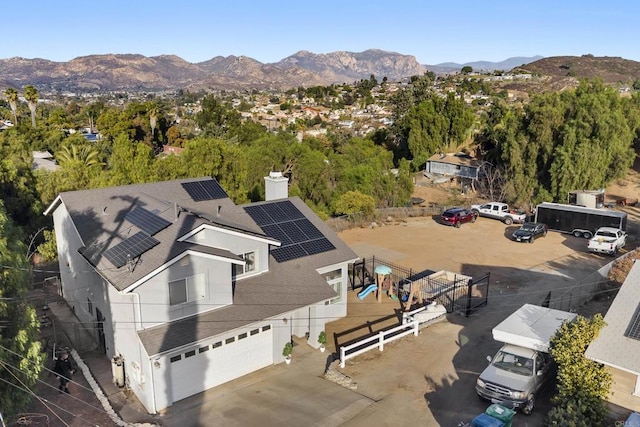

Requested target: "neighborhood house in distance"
[{"left": 44, "top": 173, "right": 358, "bottom": 413}]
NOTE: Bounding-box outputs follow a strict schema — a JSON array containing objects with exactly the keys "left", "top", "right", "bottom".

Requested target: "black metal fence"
[{"left": 349, "top": 257, "right": 489, "bottom": 317}]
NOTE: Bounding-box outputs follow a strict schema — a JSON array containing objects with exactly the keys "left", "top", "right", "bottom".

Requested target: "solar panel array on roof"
[
  {"left": 244, "top": 200, "right": 335, "bottom": 262},
  {"left": 625, "top": 304, "right": 640, "bottom": 341},
  {"left": 103, "top": 232, "right": 160, "bottom": 268},
  {"left": 181, "top": 180, "right": 228, "bottom": 201},
  {"left": 124, "top": 207, "right": 171, "bottom": 235}
]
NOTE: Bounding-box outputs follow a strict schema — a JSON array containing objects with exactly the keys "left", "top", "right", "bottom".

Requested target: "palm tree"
[
  {"left": 3, "top": 87, "right": 18, "bottom": 125},
  {"left": 149, "top": 106, "right": 158, "bottom": 141},
  {"left": 56, "top": 144, "right": 104, "bottom": 167},
  {"left": 23, "top": 85, "right": 38, "bottom": 128}
]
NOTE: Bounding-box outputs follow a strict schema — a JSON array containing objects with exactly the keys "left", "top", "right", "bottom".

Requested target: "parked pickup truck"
[
  {"left": 476, "top": 304, "right": 577, "bottom": 415},
  {"left": 470, "top": 202, "right": 527, "bottom": 225},
  {"left": 587, "top": 227, "right": 627, "bottom": 256}
]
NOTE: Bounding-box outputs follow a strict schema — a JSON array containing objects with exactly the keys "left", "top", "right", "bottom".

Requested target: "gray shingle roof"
[
  {"left": 54, "top": 178, "right": 358, "bottom": 355},
  {"left": 585, "top": 261, "right": 640, "bottom": 373}
]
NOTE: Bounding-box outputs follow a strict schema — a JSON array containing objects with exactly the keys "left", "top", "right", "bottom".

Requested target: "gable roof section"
[
  {"left": 585, "top": 260, "right": 640, "bottom": 374},
  {"left": 54, "top": 178, "right": 262, "bottom": 291},
  {"left": 137, "top": 259, "right": 338, "bottom": 356},
  {"left": 137, "top": 197, "right": 359, "bottom": 355}
]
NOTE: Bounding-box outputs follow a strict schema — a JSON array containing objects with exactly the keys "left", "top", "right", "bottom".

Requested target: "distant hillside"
[
  {"left": 0, "top": 50, "right": 428, "bottom": 93},
  {"left": 277, "top": 49, "right": 427, "bottom": 84},
  {"left": 428, "top": 56, "right": 544, "bottom": 73},
  {"left": 515, "top": 55, "right": 640, "bottom": 85},
  {"left": 2, "top": 51, "right": 637, "bottom": 93}
]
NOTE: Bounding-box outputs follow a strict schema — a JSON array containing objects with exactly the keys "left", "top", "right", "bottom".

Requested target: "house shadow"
[{"left": 421, "top": 262, "right": 616, "bottom": 426}]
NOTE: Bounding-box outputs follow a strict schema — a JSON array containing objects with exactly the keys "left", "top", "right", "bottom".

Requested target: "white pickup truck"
[
  {"left": 470, "top": 202, "right": 527, "bottom": 225},
  {"left": 587, "top": 227, "right": 627, "bottom": 256}
]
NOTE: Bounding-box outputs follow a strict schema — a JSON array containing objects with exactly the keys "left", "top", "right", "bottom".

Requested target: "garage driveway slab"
[{"left": 158, "top": 339, "right": 374, "bottom": 427}]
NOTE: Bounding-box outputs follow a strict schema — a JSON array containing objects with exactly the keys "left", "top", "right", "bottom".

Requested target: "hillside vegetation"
[{"left": 514, "top": 55, "right": 640, "bottom": 87}]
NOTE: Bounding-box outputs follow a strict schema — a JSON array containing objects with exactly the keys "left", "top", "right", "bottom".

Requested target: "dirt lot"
[{"left": 326, "top": 207, "right": 638, "bottom": 426}]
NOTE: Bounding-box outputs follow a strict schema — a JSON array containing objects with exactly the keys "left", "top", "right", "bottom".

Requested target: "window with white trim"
[
  {"left": 169, "top": 274, "right": 206, "bottom": 306},
  {"left": 323, "top": 269, "right": 343, "bottom": 304},
  {"left": 233, "top": 252, "right": 256, "bottom": 276}
]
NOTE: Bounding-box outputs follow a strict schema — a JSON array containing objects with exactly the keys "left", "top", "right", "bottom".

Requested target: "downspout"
[{"left": 131, "top": 292, "right": 157, "bottom": 414}]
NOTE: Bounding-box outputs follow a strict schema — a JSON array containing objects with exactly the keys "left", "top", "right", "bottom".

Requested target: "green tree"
[
  {"left": 547, "top": 314, "right": 610, "bottom": 426},
  {"left": 333, "top": 191, "right": 375, "bottom": 215},
  {"left": 36, "top": 229, "right": 57, "bottom": 262},
  {"left": 3, "top": 87, "right": 19, "bottom": 125},
  {"left": 404, "top": 93, "right": 475, "bottom": 169},
  {"left": 0, "top": 131, "right": 43, "bottom": 230},
  {"left": 104, "top": 135, "right": 156, "bottom": 186},
  {"left": 23, "top": 85, "right": 39, "bottom": 128},
  {"left": 461, "top": 66, "right": 473, "bottom": 75},
  {"left": 0, "top": 201, "right": 44, "bottom": 416},
  {"left": 55, "top": 143, "right": 104, "bottom": 168}
]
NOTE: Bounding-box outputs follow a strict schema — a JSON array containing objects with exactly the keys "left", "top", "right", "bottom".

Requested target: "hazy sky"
[{"left": 6, "top": 0, "right": 638, "bottom": 65}]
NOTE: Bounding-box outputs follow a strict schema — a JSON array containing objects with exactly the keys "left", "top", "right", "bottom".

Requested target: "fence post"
[
  {"left": 465, "top": 279, "right": 473, "bottom": 317},
  {"left": 413, "top": 319, "right": 419, "bottom": 336},
  {"left": 378, "top": 330, "right": 385, "bottom": 351},
  {"left": 340, "top": 347, "right": 346, "bottom": 368}
]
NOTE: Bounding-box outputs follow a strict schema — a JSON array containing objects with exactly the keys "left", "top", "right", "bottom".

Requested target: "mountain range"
[
  {"left": 0, "top": 49, "right": 615, "bottom": 93},
  {"left": 0, "top": 49, "right": 543, "bottom": 93}
]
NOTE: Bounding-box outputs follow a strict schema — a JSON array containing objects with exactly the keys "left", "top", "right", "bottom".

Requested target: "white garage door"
[{"left": 169, "top": 324, "right": 273, "bottom": 403}]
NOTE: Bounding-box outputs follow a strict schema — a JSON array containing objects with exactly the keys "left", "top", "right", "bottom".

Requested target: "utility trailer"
[{"left": 534, "top": 202, "right": 627, "bottom": 239}]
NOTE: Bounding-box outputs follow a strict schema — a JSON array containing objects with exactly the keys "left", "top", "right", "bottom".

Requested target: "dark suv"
[{"left": 440, "top": 208, "right": 478, "bottom": 228}]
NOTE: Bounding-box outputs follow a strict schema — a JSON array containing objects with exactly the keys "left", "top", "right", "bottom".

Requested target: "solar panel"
[
  {"left": 277, "top": 200, "right": 305, "bottom": 220},
  {"left": 261, "top": 224, "right": 293, "bottom": 245},
  {"left": 626, "top": 304, "right": 640, "bottom": 341},
  {"left": 300, "top": 238, "right": 335, "bottom": 256},
  {"left": 245, "top": 200, "right": 335, "bottom": 262},
  {"left": 244, "top": 205, "right": 276, "bottom": 226},
  {"left": 181, "top": 180, "right": 228, "bottom": 201},
  {"left": 181, "top": 181, "right": 210, "bottom": 201},
  {"left": 125, "top": 207, "right": 171, "bottom": 235},
  {"left": 294, "top": 219, "right": 324, "bottom": 240},
  {"left": 103, "top": 232, "right": 160, "bottom": 268},
  {"left": 200, "top": 180, "right": 228, "bottom": 199},
  {"left": 271, "top": 245, "right": 305, "bottom": 263},
  {"left": 278, "top": 221, "right": 308, "bottom": 243}
]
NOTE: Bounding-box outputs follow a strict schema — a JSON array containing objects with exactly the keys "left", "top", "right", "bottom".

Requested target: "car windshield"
[{"left": 492, "top": 350, "right": 533, "bottom": 376}]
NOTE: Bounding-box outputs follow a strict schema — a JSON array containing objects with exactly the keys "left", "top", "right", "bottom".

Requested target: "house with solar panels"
[
  {"left": 44, "top": 172, "right": 358, "bottom": 413},
  {"left": 585, "top": 261, "right": 640, "bottom": 414}
]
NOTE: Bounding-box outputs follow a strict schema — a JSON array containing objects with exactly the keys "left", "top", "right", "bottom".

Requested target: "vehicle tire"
[
  {"left": 583, "top": 232, "right": 592, "bottom": 239},
  {"left": 471, "top": 215, "right": 477, "bottom": 223},
  {"left": 522, "top": 395, "right": 535, "bottom": 415},
  {"left": 573, "top": 230, "right": 582, "bottom": 238},
  {"left": 455, "top": 221, "right": 461, "bottom": 228},
  {"left": 529, "top": 236, "right": 535, "bottom": 243},
  {"left": 611, "top": 248, "right": 617, "bottom": 257},
  {"left": 504, "top": 217, "right": 513, "bottom": 225},
  {"left": 471, "top": 209, "right": 479, "bottom": 217},
  {"left": 543, "top": 230, "right": 547, "bottom": 237}
]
